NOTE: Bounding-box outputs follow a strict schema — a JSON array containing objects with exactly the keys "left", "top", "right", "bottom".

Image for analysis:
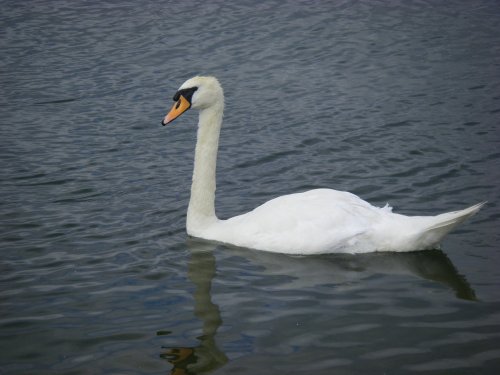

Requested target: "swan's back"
[
  {"left": 199, "top": 189, "right": 392, "bottom": 254},
  {"left": 192, "top": 189, "right": 484, "bottom": 254}
]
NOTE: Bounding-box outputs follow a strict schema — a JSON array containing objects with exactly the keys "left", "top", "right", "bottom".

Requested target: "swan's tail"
[{"left": 412, "top": 202, "right": 486, "bottom": 249}]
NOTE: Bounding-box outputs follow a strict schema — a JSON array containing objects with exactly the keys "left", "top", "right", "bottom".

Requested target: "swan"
[{"left": 162, "top": 76, "right": 484, "bottom": 254}]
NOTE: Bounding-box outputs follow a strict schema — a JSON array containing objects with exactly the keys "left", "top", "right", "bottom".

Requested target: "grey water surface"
[{"left": 1, "top": 1, "right": 500, "bottom": 374}]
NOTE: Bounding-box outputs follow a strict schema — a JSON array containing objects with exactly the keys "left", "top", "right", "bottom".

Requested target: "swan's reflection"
[
  {"left": 186, "top": 238, "right": 476, "bottom": 301},
  {"left": 225, "top": 244, "right": 477, "bottom": 301},
  {"left": 161, "top": 240, "right": 475, "bottom": 373},
  {"left": 161, "top": 242, "right": 228, "bottom": 375}
]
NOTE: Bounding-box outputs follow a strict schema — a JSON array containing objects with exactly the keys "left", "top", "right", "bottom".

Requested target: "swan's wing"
[{"left": 212, "top": 189, "right": 387, "bottom": 254}]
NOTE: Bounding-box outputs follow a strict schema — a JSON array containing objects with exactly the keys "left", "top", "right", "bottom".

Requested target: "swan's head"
[{"left": 162, "top": 76, "right": 223, "bottom": 126}]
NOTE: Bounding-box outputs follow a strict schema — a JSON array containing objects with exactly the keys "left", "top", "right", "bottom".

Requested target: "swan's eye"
[{"left": 173, "top": 87, "right": 198, "bottom": 103}]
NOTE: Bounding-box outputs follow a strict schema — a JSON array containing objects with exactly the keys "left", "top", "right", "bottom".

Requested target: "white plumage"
[{"left": 162, "top": 76, "right": 484, "bottom": 255}]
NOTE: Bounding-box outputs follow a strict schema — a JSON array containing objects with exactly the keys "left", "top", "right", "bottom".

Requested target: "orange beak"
[{"left": 162, "top": 95, "right": 191, "bottom": 125}]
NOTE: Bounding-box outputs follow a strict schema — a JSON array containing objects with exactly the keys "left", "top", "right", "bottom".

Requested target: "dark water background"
[{"left": 1, "top": 1, "right": 500, "bottom": 374}]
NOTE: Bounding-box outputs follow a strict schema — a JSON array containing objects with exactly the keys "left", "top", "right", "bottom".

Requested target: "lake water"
[{"left": 1, "top": 1, "right": 500, "bottom": 374}]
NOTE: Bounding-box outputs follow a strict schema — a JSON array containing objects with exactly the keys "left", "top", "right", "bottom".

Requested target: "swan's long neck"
[{"left": 187, "top": 102, "right": 223, "bottom": 234}]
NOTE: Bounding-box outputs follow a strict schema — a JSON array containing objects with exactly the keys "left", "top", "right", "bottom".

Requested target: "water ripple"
[{"left": 1, "top": 0, "right": 500, "bottom": 374}]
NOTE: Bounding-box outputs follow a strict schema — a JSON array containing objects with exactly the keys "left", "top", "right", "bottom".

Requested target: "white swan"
[{"left": 162, "top": 76, "right": 484, "bottom": 254}]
